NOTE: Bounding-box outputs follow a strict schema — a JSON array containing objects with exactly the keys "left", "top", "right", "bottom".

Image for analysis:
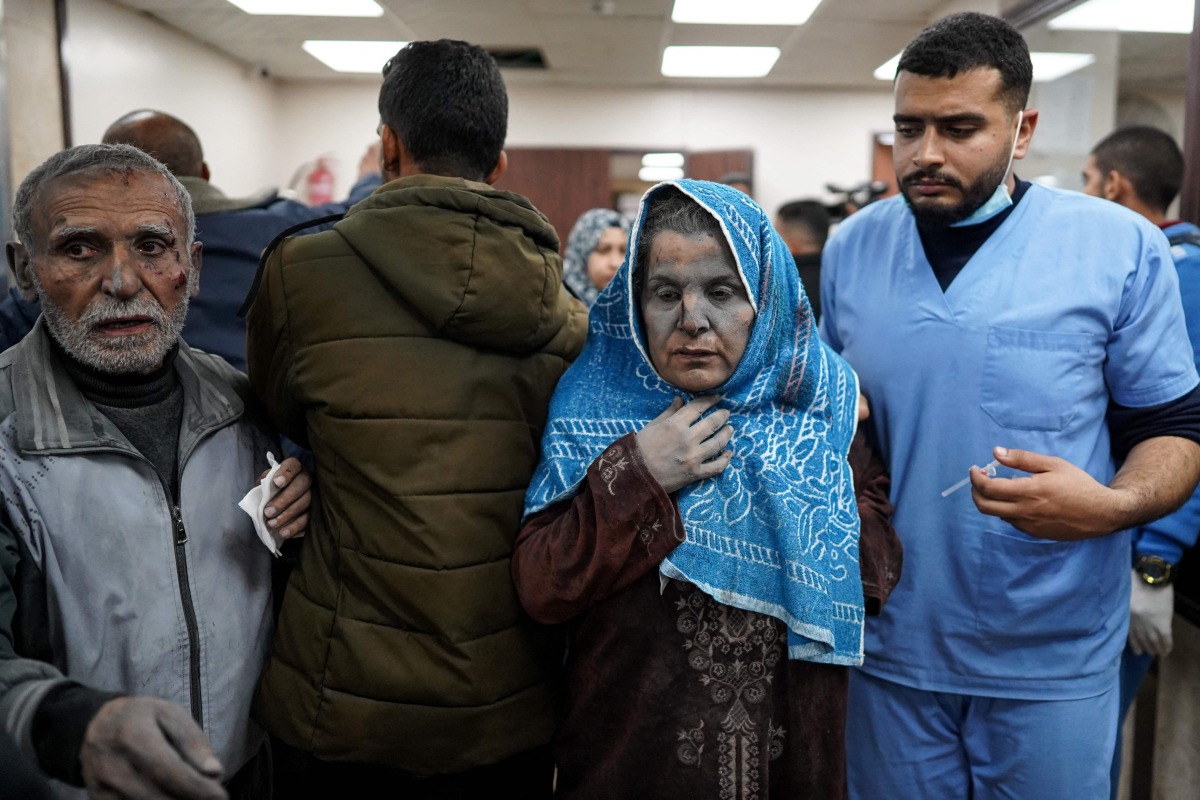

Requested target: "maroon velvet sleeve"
[
  {"left": 512, "top": 433, "right": 685, "bottom": 625},
  {"left": 849, "top": 429, "right": 902, "bottom": 615}
]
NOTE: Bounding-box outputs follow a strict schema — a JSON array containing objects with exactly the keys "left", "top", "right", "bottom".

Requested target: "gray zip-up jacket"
[{"left": 0, "top": 321, "right": 275, "bottom": 795}]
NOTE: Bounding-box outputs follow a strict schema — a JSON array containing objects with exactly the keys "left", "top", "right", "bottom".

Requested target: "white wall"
[
  {"left": 269, "top": 79, "right": 897, "bottom": 218},
  {"left": 66, "top": 0, "right": 279, "bottom": 197}
]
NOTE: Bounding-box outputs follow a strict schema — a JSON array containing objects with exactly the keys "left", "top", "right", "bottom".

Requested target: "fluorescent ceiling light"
[
  {"left": 671, "top": 0, "right": 821, "bottom": 25},
  {"left": 1048, "top": 0, "right": 1193, "bottom": 34},
  {"left": 874, "top": 51, "right": 1096, "bottom": 83},
  {"left": 639, "top": 166, "right": 686, "bottom": 181},
  {"left": 1029, "top": 52, "right": 1096, "bottom": 81},
  {"left": 642, "top": 152, "right": 686, "bottom": 168},
  {"left": 662, "top": 46, "right": 781, "bottom": 78},
  {"left": 303, "top": 40, "right": 408, "bottom": 73},
  {"left": 226, "top": 0, "right": 384, "bottom": 16}
]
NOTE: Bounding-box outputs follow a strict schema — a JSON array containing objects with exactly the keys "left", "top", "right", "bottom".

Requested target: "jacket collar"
[
  {"left": 179, "top": 175, "right": 278, "bottom": 216},
  {"left": 11, "top": 320, "right": 243, "bottom": 456}
]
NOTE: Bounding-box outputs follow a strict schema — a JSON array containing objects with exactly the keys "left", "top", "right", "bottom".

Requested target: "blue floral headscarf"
[
  {"left": 525, "top": 180, "right": 865, "bottom": 664},
  {"left": 562, "top": 208, "right": 627, "bottom": 307}
]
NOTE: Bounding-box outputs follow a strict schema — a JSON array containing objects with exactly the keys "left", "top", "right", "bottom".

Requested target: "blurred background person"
[
  {"left": 775, "top": 198, "right": 832, "bottom": 319},
  {"left": 562, "top": 207, "right": 628, "bottom": 307},
  {"left": 1082, "top": 123, "right": 1200, "bottom": 800}
]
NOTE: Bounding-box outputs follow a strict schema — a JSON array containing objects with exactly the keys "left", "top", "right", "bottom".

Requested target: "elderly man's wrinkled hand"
[
  {"left": 636, "top": 395, "right": 734, "bottom": 495},
  {"left": 81, "top": 696, "right": 227, "bottom": 800},
  {"left": 262, "top": 457, "right": 312, "bottom": 540},
  {"left": 969, "top": 446, "right": 1119, "bottom": 541}
]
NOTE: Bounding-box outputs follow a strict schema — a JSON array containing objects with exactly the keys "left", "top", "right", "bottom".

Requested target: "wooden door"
[
  {"left": 685, "top": 149, "right": 755, "bottom": 192},
  {"left": 495, "top": 147, "right": 612, "bottom": 250}
]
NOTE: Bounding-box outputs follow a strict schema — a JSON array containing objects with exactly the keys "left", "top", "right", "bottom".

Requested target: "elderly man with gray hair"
[{"left": 0, "top": 143, "right": 311, "bottom": 799}]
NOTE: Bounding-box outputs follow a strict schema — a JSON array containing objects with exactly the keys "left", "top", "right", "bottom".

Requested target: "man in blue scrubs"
[
  {"left": 821, "top": 13, "right": 1200, "bottom": 799},
  {"left": 1082, "top": 124, "right": 1200, "bottom": 798}
]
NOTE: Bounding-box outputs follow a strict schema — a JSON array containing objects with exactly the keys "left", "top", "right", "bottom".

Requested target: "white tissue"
[{"left": 239, "top": 451, "right": 285, "bottom": 557}]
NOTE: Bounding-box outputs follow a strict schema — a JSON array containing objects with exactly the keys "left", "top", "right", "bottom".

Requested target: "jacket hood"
[{"left": 333, "top": 175, "right": 575, "bottom": 355}]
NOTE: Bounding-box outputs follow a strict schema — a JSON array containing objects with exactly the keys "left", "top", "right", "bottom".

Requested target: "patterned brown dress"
[{"left": 512, "top": 431, "right": 900, "bottom": 799}]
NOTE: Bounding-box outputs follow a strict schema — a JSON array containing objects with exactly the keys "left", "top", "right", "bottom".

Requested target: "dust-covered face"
[
  {"left": 20, "top": 170, "right": 200, "bottom": 374},
  {"left": 639, "top": 230, "right": 755, "bottom": 394}
]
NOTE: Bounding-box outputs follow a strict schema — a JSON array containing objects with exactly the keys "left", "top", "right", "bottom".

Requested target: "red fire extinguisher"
[{"left": 306, "top": 157, "right": 335, "bottom": 206}]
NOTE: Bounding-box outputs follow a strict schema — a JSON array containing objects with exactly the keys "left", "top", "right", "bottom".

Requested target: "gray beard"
[{"left": 36, "top": 280, "right": 191, "bottom": 375}]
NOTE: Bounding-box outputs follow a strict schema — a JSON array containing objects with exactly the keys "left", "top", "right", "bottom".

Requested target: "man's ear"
[
  {"left": 6, "top": 242, "right": 38, "bottom": 302},
  {"left": 380, "top": 123, "right": 404, "bottom": 181},
  {"left": 1103, "top": 170, "right": 1126, "bottom": 202},
  {"left": 200, "top": 162, "right": 211, "bottom": 182},
  {"left": 188, "top": 241, "right": 203, "bottom": 299},
  {"left": 485, "top": 150, "right": 508, "bottom": 186},
  {"left": 1012, "top": 108, "right": 1038, "bottom": 160}
]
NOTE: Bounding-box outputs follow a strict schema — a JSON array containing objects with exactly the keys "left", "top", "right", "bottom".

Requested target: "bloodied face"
[
  {"left": 639, "top": 230, "right": 755, "bottom": 394},
  {"left": 17, "top": 170, "right": 201, "bottom": 374}
]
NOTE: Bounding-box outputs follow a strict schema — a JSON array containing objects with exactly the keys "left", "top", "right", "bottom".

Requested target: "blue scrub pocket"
[
  {"left": 981, "top": 326, "right": 1101, "bottom": 431},
  {"left": 973, "top": 528, "right": 1102, "bottom": 641}
]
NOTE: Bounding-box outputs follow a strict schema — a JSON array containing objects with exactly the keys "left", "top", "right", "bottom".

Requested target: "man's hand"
[
  {"left": 857, "top": 392, "right": 870, "bottom": 423},
  {"left": 1129, "top": 573, "right": 1175, "bottom": 657},
  {"left": 81, "top": 697, "right": 227, "bottom": 800},
  {"left": 262, "top": 457, "right": 312, "bottom": 540},
  {"left": 635, "top": 395, "right": 734, "bottom": 494},
  {"left": 969, "top": 446, "right": 1124, "bottom": 540},
  {"left": 972, "top": 438, "right": 1200, "bottom": 541}
]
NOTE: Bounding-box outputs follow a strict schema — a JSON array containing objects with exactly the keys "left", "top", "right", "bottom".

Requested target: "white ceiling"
[{"left": 103, "top": 0, "right": 1190, "bottom": 92}]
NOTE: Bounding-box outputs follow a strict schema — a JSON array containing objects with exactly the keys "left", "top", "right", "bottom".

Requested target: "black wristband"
[{"left": 31, "top": 683, "right": 122, "bottom": 786}]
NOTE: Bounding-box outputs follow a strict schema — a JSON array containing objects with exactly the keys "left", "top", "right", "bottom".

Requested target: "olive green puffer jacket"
[{"left": 246, "top": 175, "right": 587, "bottom": 773}]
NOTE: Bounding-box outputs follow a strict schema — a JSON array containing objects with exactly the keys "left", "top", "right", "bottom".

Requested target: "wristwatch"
[{"left": 1134, "top": 554, "right": 1174, "bottom": 586}]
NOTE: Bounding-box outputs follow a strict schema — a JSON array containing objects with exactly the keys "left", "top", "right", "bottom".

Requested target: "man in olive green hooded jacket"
[{"left": 245, "top": 39, "right": 586, "bottom": 797}]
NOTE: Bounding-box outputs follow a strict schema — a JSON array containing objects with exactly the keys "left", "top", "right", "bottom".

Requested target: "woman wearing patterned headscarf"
[
  {"left": 561, "top": 208, "right": 628, "bottom": 307},
  {"left": 512, "top": 180, "right": 901, "bottom": 799}
]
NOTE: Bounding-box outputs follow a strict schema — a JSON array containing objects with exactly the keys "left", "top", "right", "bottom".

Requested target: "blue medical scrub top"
[{"left": 820, "top": 185, "right": 1198, "bottom": 699}]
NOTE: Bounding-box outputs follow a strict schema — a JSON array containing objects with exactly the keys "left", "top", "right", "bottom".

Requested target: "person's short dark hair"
[
  {"left": 776, "top": 200, "right": 832, "bottom": 251},
  {"left": 1092, "top": 125, "right": 1184, "bottom": 214},
  {"left": 897, "top": 12, "right": 1032, "bottom": 114},
  {"left": 378, "top": 39, "right": 507, "bottom": 181}
]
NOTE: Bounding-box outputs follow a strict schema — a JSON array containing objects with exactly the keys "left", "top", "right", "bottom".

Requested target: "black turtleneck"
[
  {"left": 51, "top": 338, "right": 184, "bottom": 502},
  {"left": 917, "top": 178, "right": 1031, "bottom": 292}
]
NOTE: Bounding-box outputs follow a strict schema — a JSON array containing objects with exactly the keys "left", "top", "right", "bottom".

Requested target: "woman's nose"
[{"left": 678, "top": 294, "right": 709, "bottom": 334}]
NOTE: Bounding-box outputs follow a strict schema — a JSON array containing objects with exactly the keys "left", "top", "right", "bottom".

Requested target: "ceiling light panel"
[
  {"left": 873, "top": 51, "right": 1097, "bottom": 83},
  {"left": 639, "top": 166, "right": 686, "bottom": 181},
  {"left": 1048, "top": 0, "right": 1193, "bottom": 34},
  {"left": 671, "top": 0, "right": 822, "bottom": 26},
  {"left": 642, "top": 152, "right": 686, "bottom": 168},
  {"left": 226, "top": 0, "right": 384, "bottom": 15},
  {"left": 661, "top": 46, "right": 781, "bottom": 78},
  {"left": 303, "top": 41, "right": 408, "bottom": 73}
]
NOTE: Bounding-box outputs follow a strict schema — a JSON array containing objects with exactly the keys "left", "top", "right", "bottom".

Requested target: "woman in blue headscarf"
[
  {"left": 512, "top": 180, "right": 900, "bottom": 799},
  {"left": 561, "top": 208, "right": 628, "bottom": 307}
]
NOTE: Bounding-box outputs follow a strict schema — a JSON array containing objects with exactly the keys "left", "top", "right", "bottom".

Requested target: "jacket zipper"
[
  {"left": 168, "top": 492, "right": 204, "bottom": 728},
  {"left": 168, "top": 491, "right": 202, "bottom": 729}
]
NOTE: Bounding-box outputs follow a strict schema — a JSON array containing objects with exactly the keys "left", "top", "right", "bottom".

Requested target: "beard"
[
  {"left": 900, "top": 155, "right": 1010, "bottom": 228},
  {"left": 36, "top": 274, "right": 193, "bottom": 375}
]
